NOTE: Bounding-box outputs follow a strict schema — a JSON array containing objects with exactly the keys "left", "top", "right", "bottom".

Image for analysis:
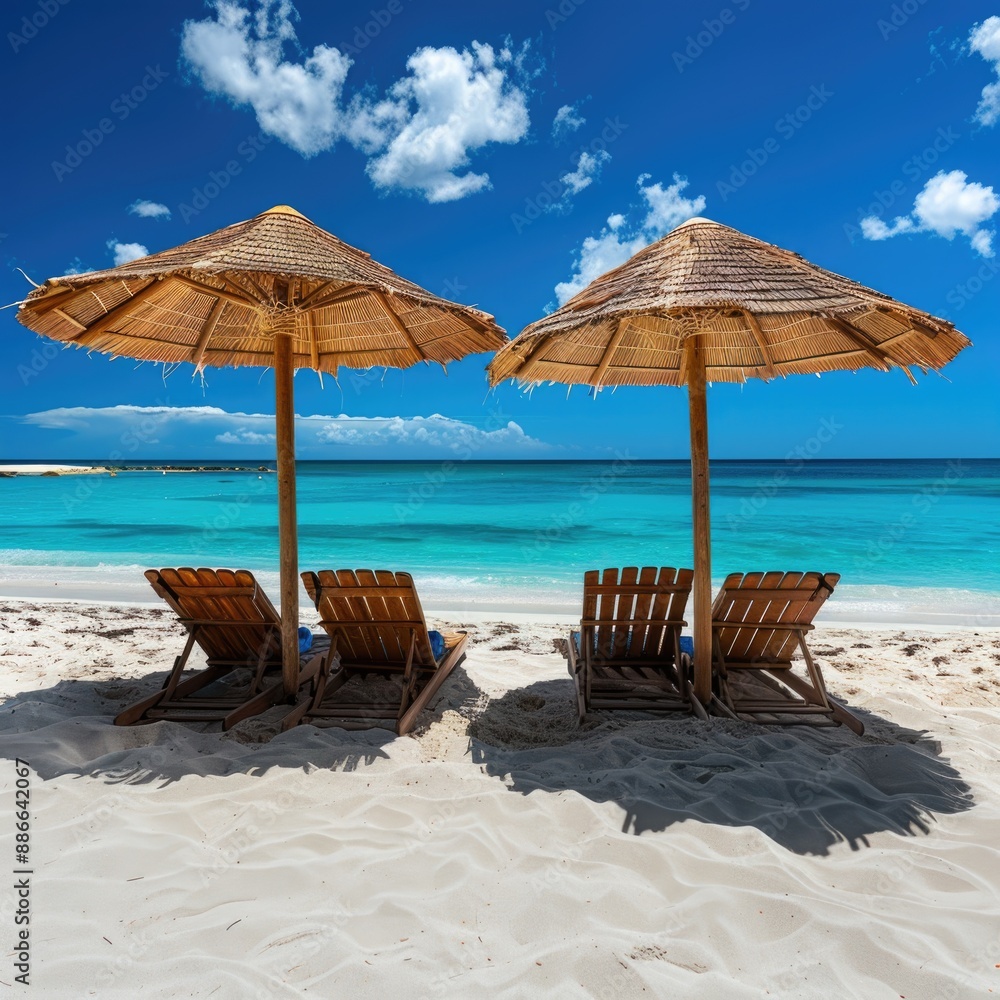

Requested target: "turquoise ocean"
[{"left": 1, "top": 459, "right": 998, "bottom": 624}]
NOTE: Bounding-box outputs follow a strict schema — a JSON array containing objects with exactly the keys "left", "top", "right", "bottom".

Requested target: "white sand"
[
  {"left": 1, "top": 598, "right": 999, "bottom": 998},
  {"left": 0, "top": 464, "right": 109, "bottom": 475}
]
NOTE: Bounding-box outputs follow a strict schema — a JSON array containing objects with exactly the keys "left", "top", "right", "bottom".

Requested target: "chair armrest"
[{"left": 566, "top": 631, "right": 582, "bottom": 674}]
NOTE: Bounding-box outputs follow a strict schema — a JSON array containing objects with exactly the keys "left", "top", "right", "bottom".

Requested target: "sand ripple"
[{"left": 0, "top": 603, "right": 998, "bottom": 997}]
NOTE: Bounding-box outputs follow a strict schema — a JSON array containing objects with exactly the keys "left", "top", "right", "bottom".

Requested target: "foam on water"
[
  {"left": 1, "top": 459, "right": 998, "bottom": 622},
  {"left": 2, "top": 566, "right": 998, "bottom": 626}
]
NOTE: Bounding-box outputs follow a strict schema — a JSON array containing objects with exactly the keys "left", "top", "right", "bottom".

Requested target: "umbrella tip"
[
  {"left": 675, "top": 216, "right": 715, "bottom": 228},
  {"left": 262, "top": 205, "right": 308, "bottom": 219}
]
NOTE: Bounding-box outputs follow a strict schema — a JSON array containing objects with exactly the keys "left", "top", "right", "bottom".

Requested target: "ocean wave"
[{"left": 3, "top": 561, "right": 995, "bottom": 625}]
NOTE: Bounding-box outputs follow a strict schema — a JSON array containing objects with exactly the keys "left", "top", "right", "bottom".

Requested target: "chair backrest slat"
[
  {"left": 712, "top": 571, "right": 839, "bottom": 663},
  {"left": 303, "top": 569, "right": 437, "bottom": 668},
  {"left": 146, "top": 567, "right": 280, "bottom": 667},
  {"left": 581, "top": 567, "right": 692, "bottom": 662}
]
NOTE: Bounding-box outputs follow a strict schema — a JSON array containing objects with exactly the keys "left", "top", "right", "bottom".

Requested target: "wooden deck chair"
[
  {"left": 566, "top": 567, "right": 706, "bottom": 720},
  {"left": 284, "top": 570, "right": 468, "bottom": 735},
  {"left": 710, "top": 571, "right": 864, "bottom": 734},
  {"left": 115, "top": 568, "right": 326, "bottom": 729}
]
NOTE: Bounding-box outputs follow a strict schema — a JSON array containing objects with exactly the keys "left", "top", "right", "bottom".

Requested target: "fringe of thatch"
[
  {"left": 17, "top": 206, "right": 506, "bottom": 373},
  {"left": 488, "top": 218, "right": 969, "bottom": 387}
]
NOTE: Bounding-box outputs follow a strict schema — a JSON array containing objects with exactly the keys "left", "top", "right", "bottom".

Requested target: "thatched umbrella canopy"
[
  {"left": 17, "top": 205, "right": 507, "bottom": 695},
  {"left": 488, "top": 216, "right": 970, "bottom": 706}
]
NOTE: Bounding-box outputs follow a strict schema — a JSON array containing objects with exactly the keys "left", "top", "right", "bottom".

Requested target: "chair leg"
[
  {"left": 397, "top": 637, "right": 466, "bottom": 736},
  {"left": 796, "top": 631, "right": 832, "bottom": 708},
  {"left": 829, "top": 700, "right": 865, "bottom": 735},
  {"left": 397, "top": 632, "right": 419, "bottom": 721},
  {"left": 566, "top": 633, "right": 588, "bottom": 723},
  {"left": 223, "top": 644, "right": 329, "bottom": 728},
  {"left": 222, "top": 681, "right": 284, "bottom": 730},
  {"left": 248, "top": 625, "right": 280, "bottom": 696},
  {"left": 679, "top": 654, "right": 710, "bottom": 721},
  {"left": 160, "top": 631, "right": 199, "bottom": 700},
  {"left": 117, "top": 631, "right": 195, "bottom": 724},
  {"left": 709, "top": 632, "right": 740, "bottom": 719},
  {"left": 114, "top": 631, "right": 222, "bottom": 726},
  {"left": 280, "top": 646, "right": 344, "bottom": 731}
]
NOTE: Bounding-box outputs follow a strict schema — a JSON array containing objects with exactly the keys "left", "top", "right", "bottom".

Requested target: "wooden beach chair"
[
  {"left": 283, "top": 570, "right": 468, "bottom": 735},
  {"left": 710, "top": 571, "right": 864, "bottom": 734},
  {"left": 115, "top": 568, "right": 326, "bottom": 729},
  {"left": 566, "top": 567, "right": 706, "bottom": 720}
]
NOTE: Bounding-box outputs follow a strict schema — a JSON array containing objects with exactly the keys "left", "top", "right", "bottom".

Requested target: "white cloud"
[
  {"left": 128, "top": 199, "right": 172, "bottom": 219},
  {"left": 61, "top": 257, "right": 88, "bottom": 276},
  {"left": 21, "top": 405, "right": 551, "bottom": 458},
  {"left": 314, "top": 413, "right": 544, "bottom": 452},
  {"left": 180, "top": 1, "right": 530, "bottom": 201},
  {"left": 560, "top": 149, "right": 610, "bottom": 196},
  {"left": 554, "top": 173, "right": 706, "bottom": 305},
  {"left": 638, "top": 173, "right": 708, "bottom": 233},
  {"left": 216, "top": 429, "right": 276, "bottom": 445},
  {"left": 970, "top": 229, "right": 995, "bottom": 255},
  {"left": 861, "top": 169, "right": 999, "bottom": 256},
  {"left": 351, "top": 42, "right": 529, "bottom": 202},
  {"left": 912, "top": 170, "right": 998, "bottom": 243},
  {"left": 181, "top": 0, "right": 352, "bottom": 156},
  {"left": 860, "top": 215, "right": 915, "bottom": 240},
  {"left": 22, "top": 404, "right": 228, "bottom": 432},
  {"left": 970, "top": 16, "right": 1000, "bottom": 126},
  {"left": 554, "top": 229, "right": 646, "bottom": 307},
  {"left": 107, "top": 240, "right": 149, "bottom": 265},
  {"left": 552, "top": 102, "right": 584, "bottom": 139}
]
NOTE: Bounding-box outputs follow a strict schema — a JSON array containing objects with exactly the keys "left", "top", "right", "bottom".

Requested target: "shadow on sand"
[
  {"left": 468, "top": 677, "right": 974, "bottom": 856},
  {"left": 0, "top": 656, "right": 974, "bottom": 857},
  {"left": 0, "top": 663, "right": 485, "bottom": 786}
]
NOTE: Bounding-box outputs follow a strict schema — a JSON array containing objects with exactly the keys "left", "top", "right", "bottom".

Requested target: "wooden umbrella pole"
[
  {"left": 274, "top": 332, "right": 300, "bottom": 698},
  {"left": 687, "top": 338, "right": 713, "bottom": 706}
]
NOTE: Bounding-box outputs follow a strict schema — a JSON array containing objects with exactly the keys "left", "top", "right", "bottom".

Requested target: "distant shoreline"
[
  {"left": 0, "top": 457, "right": 996, "bottom": 469},
  {"left": 0, "top": 464, "right": 275, "bottom": 477}
]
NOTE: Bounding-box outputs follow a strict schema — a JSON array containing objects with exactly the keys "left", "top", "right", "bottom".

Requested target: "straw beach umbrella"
[
  {"left": 17, "top": 205, "right": 507, "bottom": 696},
  {"left": 488, "top": 217, "right": 970, "bottom": 706}
]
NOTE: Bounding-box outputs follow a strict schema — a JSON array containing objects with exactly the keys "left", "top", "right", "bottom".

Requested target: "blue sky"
[{"left": 2, "top": 0, "right": 998, "bottom": 460}]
